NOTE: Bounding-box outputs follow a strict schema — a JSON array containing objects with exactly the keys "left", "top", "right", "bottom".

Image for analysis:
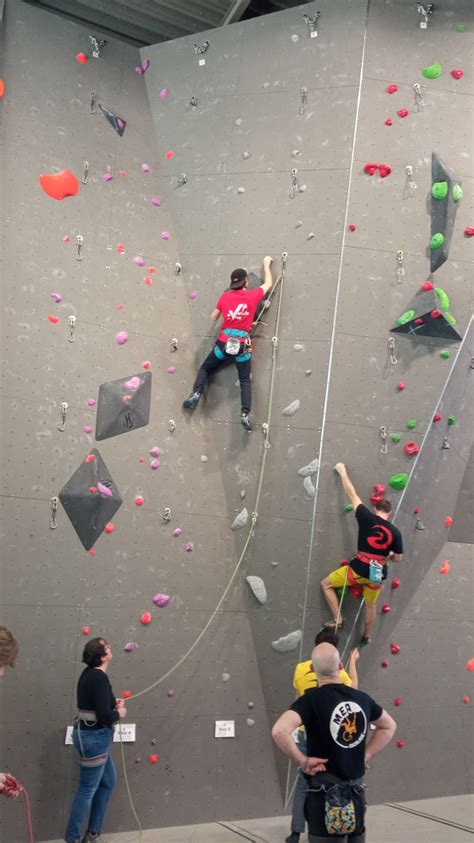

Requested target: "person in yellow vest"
[{"left": 285, "top": 630, "right": 359, "bottom": 843}]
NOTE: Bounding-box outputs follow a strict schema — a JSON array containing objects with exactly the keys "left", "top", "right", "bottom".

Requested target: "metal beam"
[{"left": 220, "top": 0, "right": 251, "bottom": 25}]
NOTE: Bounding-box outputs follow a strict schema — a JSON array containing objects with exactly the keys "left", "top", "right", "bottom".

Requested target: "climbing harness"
[{"left": 58, "top": 401, "right": 68, "bottom": 432}]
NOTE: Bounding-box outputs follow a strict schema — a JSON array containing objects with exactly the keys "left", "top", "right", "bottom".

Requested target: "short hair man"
[
  {"left": 287, "top": 631, "right": 360, "bottom": 843},
  {"left": 182, "top": 257, "right": 273, "bottom": 431},
  {"left": 273, "top": 643, "right": 396, "bottom": 843},
  {"left": 321, "top": 463, "right": 403, "bottom": 645}
]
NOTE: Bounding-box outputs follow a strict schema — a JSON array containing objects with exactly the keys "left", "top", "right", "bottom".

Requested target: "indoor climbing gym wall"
[{"left": 0, "top": 0, "right": 473, "bottom": 841}]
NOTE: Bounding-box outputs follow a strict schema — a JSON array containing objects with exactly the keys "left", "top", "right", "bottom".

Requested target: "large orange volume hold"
[{"left": 39, "top": 169, "right": 79, "bottom": 200}]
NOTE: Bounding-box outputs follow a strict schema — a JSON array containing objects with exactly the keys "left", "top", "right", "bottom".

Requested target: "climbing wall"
[{"left": 0, "top": 0, "right": 472, "bottom": 840}]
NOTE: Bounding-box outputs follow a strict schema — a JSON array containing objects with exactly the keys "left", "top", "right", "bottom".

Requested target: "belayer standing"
[
  {"left": 182, "top": 256, "right": 273, "bottom": 431},
  {"left": 320, "top": 463, "right": 403, "bottom": 646}
]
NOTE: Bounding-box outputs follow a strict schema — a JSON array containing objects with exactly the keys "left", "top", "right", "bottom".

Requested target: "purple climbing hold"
[
  {"left": 159, "top": 89, "right": 169, "bottom": 100},
  {"left": 161, "top": 231, "right": 170, "bottom": 240},
  {"left": 189, "top": 291, "right": 198, "bottom": 300},
  {"left": 152, "top": 593, "right": 171, "bottom": 608},
  {"left": 185, "top": 542, "right": 194, "bottom": 552},
  {"left": 124, "top": 376, "right": 142, "bottom": 390},
  {"left": 172, "top": 528, "right": 182, "bottom": 538},
  {"left": 167, "top": 366, "right": 176, "bottom": 374},
  {"left": 50, "top": 293, "right": 62, "bottom": 303},
  {"left": 151, "top": 198, "right": 161, "bottom": 207},
  {"left": 167, "top": 689, "right": 175, "bottom": 697},
  {"left": 134, "top": 256, "right": 145, "bottom": 267},
  {"left": 124, "top": 642, "right": 138, "bottom": 652},
  {"left": 142, "top": 163, "right": 151, "bottom": 173},
  {"left": 135, "top": 58, "right": 150, "bottom": 75},
  {"left": 150, "top": 447, "right": 161, "bottom": 458},
  {"left": 102, "top": 172, "right": 113, "bottom": 182},
  {"left": 150, "top": 459, "right": 160, "bottom": 470},
  {"left": 115, "top": 331, "right": 128, "bottom": 345},
  {"left": 97, "top": 481, "right": 113, "bottom": 497},
  {"left": 83, "top": 425, "right": 92, "bottom": 435},
  {"left": 86, "top": 398, "right": 96, "bottom": 407}
]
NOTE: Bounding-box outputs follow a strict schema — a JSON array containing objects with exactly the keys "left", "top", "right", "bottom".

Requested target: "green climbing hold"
[
  {"left": 422, "top": 62, "right": 442, "bottom": 79},
  {"left": 389, "top": 473, "right": 409, "bottom": 491},
  {"left": 432, "top": 181, "right": 448, "bottom": 200},
  {"left": 407, "top": 420, "right": 417, "bottom": 430},
  {"left": 448, "top": 415, "right": 456, "bottom": 426},
  {"left": 445, "top": 312, "right": 457, "bottom": 327},
  {"left": 430, "top": 233, "right": 444, "bottom": 250},
  {"left": 435, "top": 288, "right": 450, "bottom": 311},
  {"left": 440, "top": 350, "right": 450, "bottom": 359},
  {"left": 452, "top": 184, "right": 463, "bottom": 202},
  {"left": 457, "top": 25, "right": 465, "bottom": 32},
  {"left": 396, "top": 309, "right": 416, "bottom": 326},
  {"left": 391, "top": 434, "right": 402, "bottom": 443},
  {"left": 344, "top": 504, "right": 353, "bottom": 513}
]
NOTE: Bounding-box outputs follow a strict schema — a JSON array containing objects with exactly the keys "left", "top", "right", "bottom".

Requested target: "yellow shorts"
[{"left": 327, "top": 565, "right": 383, "bottom": 605}]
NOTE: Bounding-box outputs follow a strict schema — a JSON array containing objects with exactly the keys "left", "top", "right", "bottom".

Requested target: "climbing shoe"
[
  {"left": 182, "top": 391, "right": 201, "bottom": 410},
  {"left": 285, "top": 833, "right": 300, "bottom": 843},
  {"left": 82, "top": 833, "right": 101, "bottom": 843},
  {"left": 241, "top": 413, "right": 252, "bottom": 432},
  {"left": 360, "top": 635, "right": 371, "bottom": 648}
]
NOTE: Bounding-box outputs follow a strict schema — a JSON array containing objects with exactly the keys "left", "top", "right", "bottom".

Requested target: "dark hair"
[
  {"left": 374, "top": 498, "right": 392, "bottom": 515},
  {"left": 314, "top": 629, "right": 339, "bottom": 648},
  {"left": 230, "top": 268, "right": 248, "bottom": 289},
  {"left": 82, "top": 637, "right": 107, "bottom": 668},
  {"left": 0, "top": 626, "right": 19, "bottom": 668}
]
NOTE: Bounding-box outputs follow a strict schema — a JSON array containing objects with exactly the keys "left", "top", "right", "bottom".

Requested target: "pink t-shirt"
[{"left": 216, "top": 288, "right": 265, "bottom": 340}]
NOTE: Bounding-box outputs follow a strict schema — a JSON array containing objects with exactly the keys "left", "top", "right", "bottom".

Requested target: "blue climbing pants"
[
  {"left": 193, "top": 339, "right": 252, "bottom": 414},
  {"left": 64, "top": 727, "right": 116, "bottom": 841}
]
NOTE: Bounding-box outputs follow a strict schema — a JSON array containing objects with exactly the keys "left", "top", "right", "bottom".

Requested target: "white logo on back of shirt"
[
  {"left": 227, "top": 303, "right": 249, "bottom": 321},
  {"left": 330, "top": 701, "right": 367, "bottom": 749}
]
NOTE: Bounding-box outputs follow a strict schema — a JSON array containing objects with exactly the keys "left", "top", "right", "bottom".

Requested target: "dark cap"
[{"left": 229, "top": 268, "right": 248, "bottom": 290}]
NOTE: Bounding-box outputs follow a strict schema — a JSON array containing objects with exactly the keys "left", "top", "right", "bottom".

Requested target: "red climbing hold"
[
  {"left": 48, "top": 314, "right": 60, "bottom": 324},
  {"left": 117, "top": 243, "right": 125, "bottom": 254},
  {"left": 396, "top": 739, "right": 405, "bottom": 748},
  {"left": 165, "top": 151, "right": 174, "bottom": 159},
  {"left": 82, "top": 627, "right": 91, "bottom": 635},
  {"left": 89, "top": 549, "right": 96, "bottom": 556},
  {"left": 142, "top": 361, "right": 151, "bottom": 369},
  {"left": 75, "top": 52, "right": 87, "bottom": 65},
  {"left": 413, "top": 506, "right": 420, "bottom": 514},
  {"left": 364, "top": 162, "right": 378, "bottom": 176},
  {"left": 104, "top": 523, "right": 115, "bottom": 534},
  {"left": 373, "top": 484, "right": 385, "bottom": 494},
  {"left": 381, "top": 603, "right": 391, "bottom": 614},
  {"left": 348, "top": 224, "right": 356, "bottom": 232},
  {"left": 397, "top": 382, "right": 405, "bottom": 391},
  {"left": 464, "top": 228, "right": 474, "bottom": 237},
  {"left": 138, "top": 457, "right": 145, "bottom": 463},
  {"left": 144, "top": 276, "right": 152, "bottom": 286},
  {"left": 148, "top": 266, "right": 157, "bottom": 274},
  {"left": 0, "top": 79, "right": 4, "bottom": 98},
  {"left": 385, "top": 119, "right": 392, "bottom": 126},
  {"left": 370, "top": 493, "right": 384, "bottom": 505},
  {"left": 149, "top": 754, "right": 158, "bottom": 764},
  {"left": 85, "top": 454, "right": 95, "bottom": 463},
  {"left": 444, "top": 516, "right": 453, "bottom": 527},
  {"left": 386, "top": 84, "right": 398, "bottom": 94},
  {"left": 394, "top": 697, "right": 402, "bottom": 706},
  {"left": 433, "top": 413, "right": 442, "bottom": 423},
  {"left": 464, "top": 696, "right": 471, "bottom": 703},
  {"left": 391, "top": 577, "right": 400, "bottom": 590},
  {"left": 451, "top": 69, "right": 464, "bottom": 79},
  {"left": 431, "top": 309, "right": 441, "bottom": 319},
  {"left": 397, "top": 109, "right": 409, "bottom": 118},
  {"left": 403, "top": 442, "right": 419, "bottom": 457},
  {"left": 440, "top": 561, "right": 450, "bottom": 574},
  {"left": 378, "top": 163, "right": 392, "bottom": 178},
  {"left": 135, "top": 496, "right": 144, "bottom": 507},
  {"left": 466, "top": 659, "right": 474, "bottom": 671},
  {"left": 123, "top": 690, "right": 132, "bottom": 698},
  {"left": 390, "top": 643, "right": 401, "bottom": 654},
  {"left": 414, "top": 318, "right": 424, "bottom": 325},
  {"left": 381, "top": 660, "right": 389, "bottom": 668},
  {"left": 40, "top": 169, "right": 79, "bottom": 200},
  {"left": 89, "top": 486, "right": 97, "bottom": 494},
  {"left": 422, "top": 280, "right": 434, "bottom": 291},
  {"left": 140, "top": 611, "right": 152, "bottom": 625}
]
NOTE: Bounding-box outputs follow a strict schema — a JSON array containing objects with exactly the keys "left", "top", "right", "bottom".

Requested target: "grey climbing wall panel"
[{"left": 0, "top": 0, "right": 473, "bottom": 841}]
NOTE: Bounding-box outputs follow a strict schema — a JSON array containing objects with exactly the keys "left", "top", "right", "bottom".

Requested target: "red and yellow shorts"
[{"left": 327, "top": 564, "right": 383, "bottom": 605}]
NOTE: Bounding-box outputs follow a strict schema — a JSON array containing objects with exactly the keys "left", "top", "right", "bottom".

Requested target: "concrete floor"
[{"left": 49, "top": 794, "right": 474, "bottom": 842}]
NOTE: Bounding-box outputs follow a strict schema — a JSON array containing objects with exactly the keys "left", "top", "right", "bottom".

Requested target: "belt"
[{"left": 355, "top": 551, "right": 385, "bottom": 563}]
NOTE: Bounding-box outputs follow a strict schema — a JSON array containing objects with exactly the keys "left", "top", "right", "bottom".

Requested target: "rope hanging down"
[{"left": 120, "top": 252, "right": 288, "bottom": 831}]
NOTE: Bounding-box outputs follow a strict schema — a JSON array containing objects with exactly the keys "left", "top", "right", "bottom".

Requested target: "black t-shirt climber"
[
  {"left": 77, "top": 667, "right": 119, "bottom": 729},
  {"left": 291, "top": 684, "right": 383, "bottom": 781},
  {"left": 350, "top": 504, "right": 403, "bottom": 580}
]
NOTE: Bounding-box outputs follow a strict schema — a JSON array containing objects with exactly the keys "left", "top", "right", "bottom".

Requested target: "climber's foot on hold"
[
  {"left": 241, "top": 413, "right": 252, "bottom": 432},
  {"left": 360, "top": 635, "right": 371, "bottom": 648},
  {"left": 182, "top": 391, "right": 201, "bottom": 410},
  {"left": 323, "top": 618, "right": 344, "bottom": 632}
]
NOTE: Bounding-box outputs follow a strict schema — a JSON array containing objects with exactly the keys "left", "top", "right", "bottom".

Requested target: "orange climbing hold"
[
  {"left": 0, "top": 79, "right": 4, "bottom": 98},
  {"left": 75, "top": 52, "right": 87, "bottom": 65},
  {"left": 122, "top": 690, "right": 132, "bottom": 698},
  {"left": 439, "top": 561, "right": 450, "bottom": 574},
  {"left": 445, "top": 516, "right": 453, "bottom": 527},
  {"left": 40, "top": 169, "right": 79, "bottom": 200},
  {"left": 48, "top": 314, "right": 60, "bottom": 324}
]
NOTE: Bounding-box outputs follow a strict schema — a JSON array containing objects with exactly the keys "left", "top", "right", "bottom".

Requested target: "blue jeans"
[
  {"left": 291, "top": 733, "right": 308, "bottom": 833},
  {"left": 64, "top": 727, "right": 116, "bottom": 841}
]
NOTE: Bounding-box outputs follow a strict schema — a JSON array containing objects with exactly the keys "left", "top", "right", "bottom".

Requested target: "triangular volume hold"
[
  {"left": 391, "top": 287, "right": 462, "bottom": 342},
  {"left": 58, "top": 449, "right": 122, "bottom": 550},
  {"left": 98, "top": 103, "right": 127, "bottom": 137},
  {"left": 95, "top": 371, "right": 152, "bottom": 441}
]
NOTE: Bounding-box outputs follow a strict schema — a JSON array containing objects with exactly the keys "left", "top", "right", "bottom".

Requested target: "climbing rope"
[{"left": 120, "top": 253, "right": 287, "bottom": 829}]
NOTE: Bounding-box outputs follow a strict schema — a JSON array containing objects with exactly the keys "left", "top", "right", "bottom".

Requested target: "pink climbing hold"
[
  {"left": 397, "top": 108, "right": 409, "bottom": 118},
  {"left": 167, "top": 689, "right": 175, "bottom": 698},
  {"left": 115, "top": 331, "right": 128, "bottom": 346},
  {"left": 144, "top": 276, "right": 152, "bottom": 286},
  {"left": 152, "top": 593, "right": 171, "bottom": 608},
  {"left": 150, "top": 459, "right": 160, "bottom": 470},
  {"left": 63, "top": 235, "right": 72, "bottom": 243},
  {"left": 140, "top": 611, "right": 152, "bottom": 625},
  {"left": 117, "top": 243, "right": 125, "bottom": 254},
  {"left": 135, "top": 58, "right": 150, "bottom": 75},
  {"left": 386, "top": 84, "right": 398, "bottom": 94},
  {"left": 185, "top": 542, "right": 194, "bottom": 552},
  {"left": 150, "top": 447, "right": 161, "bottom": 458},
  {"left": 124, "top": 642, "right": 137, "bottom": 652},
  {"left": 466, "top": 659, "right": 474, "bottom": 672},
  {"left": 391, "top": 577, "right": 400, "bottom": 590},
  {"left": 148, "top": 266, "right": 157, "bottom": 274},
  {"left": 464, "top": 696, "right": 471, "bottom": 703},
  {"left": 396, "top": 739, "right": 405, "bottom": 748},
  {"left": 397, "top": 382, "right": 405, "bottom": 391},
  {"left": 86, "top": 398, "right": 96, "bottom": 406},
  {"left": 381, "top": 660, "right": 389, "bottom": 668},
  {"left": 51, "top": 293, "right": 62, "bottom": 303},
  {"left": 451, "top": 69, "right": 463, "bottom": 79},
  {"left": 135, "top": 496, "right": 144, "bottom": 507},
  {"left": 348, "top": 224, "right": 356, "bottom": 232},
  {"left": 167, "top": 367, "right": 176, "bottom": 374},
  {"left": 125, "top": 376, "right": 141, "bottom": 390},
  {"left": 138, "top": 457, "right": 145, "bottom": 463},
  {"left": 102, "top": 172, "right": 113, "bottom": 182},
  {"left": 385, "top": 119, "right": 392, "bottom": 126},
  {"left": 97, "top": 482, "right": 113, "bottom": 497},
  {"left": 142, "top": 164, "right": 151, "bottom": 173},
  {"left": 189, "top": 291, "right": 198, "bottom": 300},
  {"left": 142, "top": 361, "right": 151, "bottom": 369},
  {"left": 422, "top": 280, "right": 434, "bottom": 291},
  {"left": 165, "top": 151, "right": 174, "bottom": 159},
  {"left": 151, "top": 198, "right": 161, "bottom": 206},
  {"left": 172, "top": 528, "right": 182, "bottom": 538},
  {"left": 82, "top": 626, "right": 91, "bottom": 635},
  {"left": 381, "top": 603, "right": 391, "bottom": 614},
  {"left": 161, "top": 231, "right": 170, "bottom": 240},
  {"left": 440, "top": 561, "right": 450, "bottom": 574},
  {"left": 390, "top": 643, "right": 401, "bottom": 655},
  {"left": 464, "top": 228, "right": 474, "bottom": 237},
  {"left": 83, "top": 425, "right": 93, "bottom": 435},
  {"left": 134, "top": 256, "right": 145, "bottom": 267},
  {"left": 159, "top": 89, "right": 169, "bottom": 99},
  {"left": 104, "top": 523, "right": 115, "bottom": 534}
]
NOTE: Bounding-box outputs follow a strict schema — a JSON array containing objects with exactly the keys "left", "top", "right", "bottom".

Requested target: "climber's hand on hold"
[
  {"left": 263, "top": 255, "right": 273, "bottom": 268},
  {"left": 334, "top": 462, "right": 346, "bottom": 476}
]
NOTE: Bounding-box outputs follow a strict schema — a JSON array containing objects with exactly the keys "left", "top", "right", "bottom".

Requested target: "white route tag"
[{"left": 215, "top": 720, "right": 235, "bottom": 738}]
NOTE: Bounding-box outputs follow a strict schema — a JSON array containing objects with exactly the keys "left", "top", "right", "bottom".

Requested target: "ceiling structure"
[{"left": 23, "top": 0, "right": 305, "bottom": 46}]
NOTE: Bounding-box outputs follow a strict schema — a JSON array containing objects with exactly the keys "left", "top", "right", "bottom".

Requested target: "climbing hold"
[
  {"left": 466, "top": 659, "right": 474, "bottom": 671},
  {"left": 422, "top": 62, "right": 442, "bottom": 79},
  {"left": 165, "top": 151, "right": 174, "bottom": 159},
  {"left": 104, "top": 523, "right": 115, "bottom": 534},
  {"left": 97, "top": 482, "right": 113, "bottom": 498},
  {"left": 396, "top": 739, "right": 405, "bottom": 748},
  {"left": 167, "top": 367, "right": 176, "bottom": 375},
  {"left": 144, "top": 276, "right": 152, "bottom": 286},
  {"left": 83, "top": 426, "right": 93, "bottom": 435},
  {"left": 135, "top": 496, "right": 144, "bottom": 507},
  {"left": 293, "top": 343, "right": 304, "bottom": 352},
  {"left": 435, "top": 288, "right": 450, "bottom": 311},
  {"left": 51, "top": 293, "right": 62, "bottom": 303},
  {"left": 242, "top": 152, "right": 251, "bottom": 160},
  {"left": 222, "top": 673, "right": 230, "bottom": 683},
  {"left": 185, "top": 543, "right": 194, "bottom": 553},
  {"left": 439, "top": 561, "right": 450, "bottom": 574},
  {"left": 344, "top": 504, "right": 353, "bottom": 513},
  {"left": 142, "top": 164, "right": 151, "bottom": 173},
  {"left": 413, "top": 506, "right": 420, "bottom": 514},
  {"left": 82, "top": 627, "right": 91, "bottom": 635},
  {"left": 397, "top": 382, "right": 405, "bottom": 391},
  {"left": 240, "top": 489, "right": 246, "bottom": 498},
  {"left": 385, "top": 119, "right": 392, "bottom": 126},
  {"left": 160, "top": 88, "right": 169, "bottom": 99},
  {"left": 98, "top": 104, "right": 126, "bottom": 137},
  {"left": 464, "top": 228, "right": 474, "bottom": 236},
  {"left": 452, "top": 184, "right": 463, "bottom": 201},
  {"left": 48, "top": 314, "right": 60, "bottom": 324},
  {"left": 115, "top": 331, "right": 128, "bottom": 345},
  {"left": 403, "top": 442, "right": 419, "bottom": 457},
  {"left": 445, "top": 516, "right": 453, "bottom": 527},
  {"left": 201, "top": 455, "right": 208, "bottom": 463},
  {"left": 138, "top": 457, "right": 144, "bottom": 463},
  {"left": 167, "top": 690, "right": 175, "bottom": 698},
  {"left": 397, "top": 109, "right": 409, "bottom": 118},
  {"left": 378, "top": 163, "right": 391, "bottom": 178},
  {"left": 172, "top": 528, "right": 182, "bottom": 537},
  {"left": 86, "top": 398, "right": 96, "bottom": 407},
  {"left": 122, "top": 691, "right": 132, "bottom": 699},
  {"left": 445, "top": 313, "right": 457, "bottom": 328},
  {"left": 150, "top": 460, "right": 160, "bottom": 470},
  {"left": 135, "top": 58, "right": 150, "bottom": 75},
  {"left": 140, "top": 611, "right": 151, "bottom": 625},
  {"left": 40, "top": 170, "right": 79, "bottom": 201},
  {"left": 373, "top": 484, "right": 385, "bottom": 494},
  {"left": 422, "top": 281, "right": 434, "bottom": 291},
  {"left": 451, "top": 69, "right": 464, "bottom": 79},
  {"left": 151, "top": 198, "right": 161, "bottom": 207},
  {"left": 85, "top": 455, "right": 95, "bottom": 464},
  {"left": 134, "top": 756, "right": 141, "bottom": 764},
  {"left": 396, "top": 310, "right": 416, "bottom": 326},
  {"left": 464, "top": 696, "right": 470, "bottom": 703},
  {"left": 407, "top": 420, "right": 417, "bottom": 429},
  {"left": 307, "top": 232, "right": 315, "bottom": 241},
  {"left": 391, "top": 577, "right": 400, "bottom": 590},
  {"left": 152, "top": 593, "right": 171, "bottom": 608},
  {"left": 161, "top": 231, "right": 170, "bottom": 240},
  {"left": 390, "top": 644, "right": 401, "bottom": 654},
  {"left": 303, "top": 476, "right": 316, "bottom": 498},
  {"left": 124, "top": 642, "right": 137, "bottom": 652},
  {"left": 394, "top": 698, "right": 402, "bottom": 706},
  {"left": 282, "top": 399, "right": 300, "bottom": 416},
  {"left": 134, "top": 256, "right": 145, "bottom": 267},
  {"left": 150, "top": 447, "right": 161, "bottom": 458},
  {"left": 370, "top": 493, "right": 383, "bottom": 505},
  {"left": 386, "top": 84, "right": 398, "bottom": 94},
  {"left": 430, "top": 233, "right": 444, "bottom": 250},
  {"left": 457, "top": 25, "right": 465, "bottom": 32},
  {"left": 76, "top": 52, "right": 87, "bottom": 64},
  {"left": 297, "top": 458, "right": 319, "bottom": 477},
  {"left": 142, "top": 361, "right": 151, "bottom": 369},
  {"left": 414, "top": 318, "right": 424, "bottom": 325},
  {"left": 272, "top": 630, "right": 302, "bottom": 653},
  {"left": 440, "top": 351, "right": 450, "bottom": 359},
  {"left": 305, "top": 370, "right": 312, "bottom": 376},
  {"left": 364, "top": 162, "right": 378, "bottom": 176},
  {"left": 432, "top": 181, "right": 448, "bottom": 200},
  {"left": 117, "top": 243, "right": 125, "bottom": 254},
  {"left": 431, "top": 309, "right": 441, "bottom": 319},
  {"left": 348, "top": 224, "right": 356, "bottom": 232},
  {"left": 381, "top": 660, "right": 389, "bottom": 669},
  {"left": 189, "top": 291, "right": 198, "bottom": 300},
  {"left": 149, "top": 754, "right": 158, "bottom": 764},
  {"left": 246, "top": 576, "right": 267, "bottom": 605},
  {"left": 231, "top": 508, "right": 248, "bottom": 530},
  {"left": 391, "top": 434, "right": 402, "bottom": 443},
  {"left": 447, "top": 415, "right": 456, "bottom": 426},
  {"left": 433, "top": 413, "right": 442, "bottom": 423},
  {"left": 102, "top": 172, "right": 113, "bottom": 182},
  {"left": 381, "top": 603, "right": 391, "bottom": 614},
  {"left": 388, "top": 473, "right": 408, "bottom": 490},
  {"left": 246, "top": 718, "right": 255, "bottom": 727}
]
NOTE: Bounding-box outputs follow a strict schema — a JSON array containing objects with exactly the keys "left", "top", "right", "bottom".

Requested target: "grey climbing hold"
[
  {"left": 200, "top": 455, "right": 208, "bottom": 462},
  {"left": 293, "top": 343, "right": 304, "bottom": 352},
  {"left": 242, "top": 151, "right": 251, "bottom": 160},
  {"left": 305, "top": 369, "right": 312, "bottom": 376},
  {"left": 263, "top": 81, "right": 270, "bottom": 89},
  {"left": 246, "top": 575, "right": 267, "bottom": 605},
  {"left": 282, "top": 399, "right": 300, "bottom": 416},
  {"left": 231, "top": 508, "right": 248, "bottom": 530},
  {"left": 291, "top": 33, "right": 300, "bottom": 43},
  {"left": 248, "top": 701, "right": 254, "bottom": 709},
  {"left": 240, "top": 489, "right": 246, "bottom": 499},
  {"left": 271, "top": 561, "right": 279, "bottom": 567},
  {"left": 222, "top": 673, "right": 230, "bottom": 683},
  {"left": 237, "top": 186, "right": 245, "bottom": 194},
  {"left": 246, "top": 718, "right": 255, "bottom": 726},
  {"left": 307, "top": 232, "right": 315, "bottom": 240},
  {"left": 234, "top": 118, "right": 242, "bottom": 126},
  {"left": 296, "top": 220, "right": 303, "bottom": 228},
  {"left": 298, "top": 457, "right": 319, "bottom": 477},
  {"left": 292, "top": 149, "right": 301, "bottom": 158},
  {"left": 272, "top": 630, "right": 302, "bottom": 653},
  {"left": 303, "top": 476, "right": 316, "bottom": 498},
  {"left": 299, "top": 184, "right": 307, "bottom": 192}
]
